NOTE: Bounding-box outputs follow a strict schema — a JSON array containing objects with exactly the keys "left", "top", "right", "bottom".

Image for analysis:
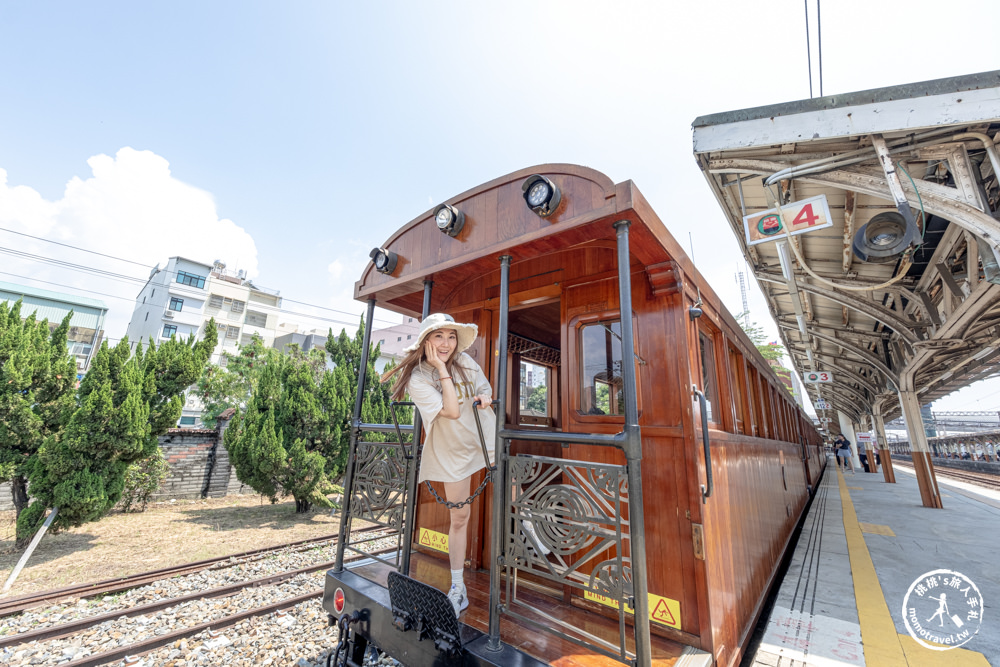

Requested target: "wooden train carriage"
[{"left": 325, "top": 164, "right": 825, "bottom": 667}]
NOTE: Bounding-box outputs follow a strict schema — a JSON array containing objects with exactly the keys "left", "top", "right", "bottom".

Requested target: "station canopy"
[{"left": 692, "top": 71, "right": 1000, "bottom": 426}]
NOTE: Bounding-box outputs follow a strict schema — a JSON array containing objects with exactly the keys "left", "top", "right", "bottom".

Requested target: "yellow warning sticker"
[
  {"left": 417, "top": 528, "right": 449, "bottom": 553},
  {"left": 584, "top": 591, "right": 681, "bottom": 629}
]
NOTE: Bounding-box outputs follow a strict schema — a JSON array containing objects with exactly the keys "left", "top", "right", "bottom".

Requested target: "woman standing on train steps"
[{"left": 382, "top": 313, "right": 496, "bottom": 617}]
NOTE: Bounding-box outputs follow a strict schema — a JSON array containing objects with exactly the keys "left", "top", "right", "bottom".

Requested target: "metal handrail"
[
  {"left": 692, "top": 385, "right": 713, "bottom": 502},
  {"left": 498, "top": 427, "right": 626, "bottom": 448}
]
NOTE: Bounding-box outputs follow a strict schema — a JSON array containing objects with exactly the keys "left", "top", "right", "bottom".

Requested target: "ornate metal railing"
[
  {"left": 338, "top": 420, "right": 415, "bottom": 571},
  {"left": 503, "top": 451, "right": 635, "bottom": 661}
]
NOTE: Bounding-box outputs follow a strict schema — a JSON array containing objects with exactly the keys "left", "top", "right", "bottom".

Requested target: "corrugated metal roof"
[{"left": 0, "top": 280, "right": 108, "bottom": 329}]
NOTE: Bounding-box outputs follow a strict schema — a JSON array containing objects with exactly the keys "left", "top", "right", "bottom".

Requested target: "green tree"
[
  {"left": 325, "top": 318, "right": 404, "bottom": 477},
  {"left": 17, "top": 323, "right": 218, "bottom": 541},
  {"left": 196, "top": 333, "right": 272, "bottom": 429},
  {"left": 0, "top": 302, "right": 76, "bottom": 519},
  {"left": 738, "top": 312, "right": 785, "bottom": 362},
  {"left": 525, "top": 385, "right": 547, "bottom": 414},
  {"left": 224, "top": 351, "right": 337, "bottom": 512},
  {"left": 21, "top": 338, "right": 151, "bottom": 540}
]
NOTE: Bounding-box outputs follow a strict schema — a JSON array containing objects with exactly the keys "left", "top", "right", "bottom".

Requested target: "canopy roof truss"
[{"left": 693, "top": 71, "right": 1000, "bottom": 426}]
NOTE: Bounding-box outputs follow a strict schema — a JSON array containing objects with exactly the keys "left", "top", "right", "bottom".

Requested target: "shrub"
[{"left": 117, "top": 449, "right": 170, "bottom": 513}]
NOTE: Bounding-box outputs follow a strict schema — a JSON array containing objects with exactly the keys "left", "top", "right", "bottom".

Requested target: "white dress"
[{"left": 408, "top": 352, "right": 497, "bottom": 483}]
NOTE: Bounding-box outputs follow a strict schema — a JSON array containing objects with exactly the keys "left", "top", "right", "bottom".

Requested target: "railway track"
[
  {"left": 893, "top": 461, "right": 1000, "bottom": 491},
  {"left": 0, "top": 528, "right": 374, "bottom": 618},
  {"left": 1, "top": 530, "right": 397, "bottom": 667}
]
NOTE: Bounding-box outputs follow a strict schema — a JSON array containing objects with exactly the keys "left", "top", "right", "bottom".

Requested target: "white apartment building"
[
  {"left": 126, "top": 256, "right": 283, "bottom": 426},
  {"left": 371, "top": 315, "right": 420, "bottom": 372}
]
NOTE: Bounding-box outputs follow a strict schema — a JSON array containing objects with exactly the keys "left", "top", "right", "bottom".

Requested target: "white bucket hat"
[{"left": 404, "top": 313, "right": 478, "bottom": 355}]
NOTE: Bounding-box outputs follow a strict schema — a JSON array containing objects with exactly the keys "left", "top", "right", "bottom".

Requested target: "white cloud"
[{"left": 0, "top": 147, "right": 259, "bottom": 341}]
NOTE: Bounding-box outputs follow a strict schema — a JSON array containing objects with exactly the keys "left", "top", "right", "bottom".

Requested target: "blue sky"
[{"left": 1, "top": 1, "right": 998, "bottom": 412}]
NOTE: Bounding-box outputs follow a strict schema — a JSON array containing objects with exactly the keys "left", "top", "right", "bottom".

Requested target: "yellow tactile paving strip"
[{"left": 837, "top": 468, "right": 989, "bottom": 666}]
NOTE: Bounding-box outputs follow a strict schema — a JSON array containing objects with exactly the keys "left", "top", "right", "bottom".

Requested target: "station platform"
[{"left": 748, "top": 457, "right": 999, "bottom": 666}]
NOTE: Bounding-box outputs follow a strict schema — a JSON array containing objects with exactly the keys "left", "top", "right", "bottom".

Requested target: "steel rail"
[
  {"left": 893, "top": 462, "right": 1000, "bottom": 490},
  {"left": 0, "top": 544, "right": 398, "bottom": 651},
  {"left": 60, "top": 589, "right": 325, "bottom": 667},
  {"left": 0, "top": 527, "right": 381, "bottom": 617}
]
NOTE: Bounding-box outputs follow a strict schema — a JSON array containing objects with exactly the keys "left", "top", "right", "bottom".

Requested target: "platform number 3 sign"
[{"left": 804, "top": 372, "right": 833, "bottom": 383}]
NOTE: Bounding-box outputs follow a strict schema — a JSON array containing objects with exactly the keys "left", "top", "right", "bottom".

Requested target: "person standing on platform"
[
  {"left": 382, "top": 313, "right": 496, "bottom": 618},
  {"left": 838, "top": 438, "right": 853, "bottom": 474},
  {"left": 833, "top": 435, "right": 844, "bottom": 468}
]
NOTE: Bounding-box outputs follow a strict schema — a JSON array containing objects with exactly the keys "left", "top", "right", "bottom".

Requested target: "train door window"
[
  {"left": 728, "top": 346, "right": 747, "bottom": 435},
  {"left": 698, "top": 330, "right": 720, "bottom": 424},
  {"left": 519, "top": 359, "right": 554, "bottom": 426},
  {"left": 580, "top": 320, "right": 625, "bottom": 416}
]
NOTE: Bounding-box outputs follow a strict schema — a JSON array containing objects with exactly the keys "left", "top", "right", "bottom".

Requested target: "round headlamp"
[
  {"left": 433, "top": 203, "right": 465, "bottom": 237},
  {"left": 521, "top": 174, "right": 562, "bottom": 217},
  {"left": 369, "top": 247, "right": 398, "bottom": 275}
]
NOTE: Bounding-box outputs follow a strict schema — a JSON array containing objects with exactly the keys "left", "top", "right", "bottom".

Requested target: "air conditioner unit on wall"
[{"left": 163, "top": 311, "right": 175, "bottom": 318}]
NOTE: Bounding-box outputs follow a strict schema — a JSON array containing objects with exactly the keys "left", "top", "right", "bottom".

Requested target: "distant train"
[{"left": 323, "top": 165, "right": 826, "bottom": 667}]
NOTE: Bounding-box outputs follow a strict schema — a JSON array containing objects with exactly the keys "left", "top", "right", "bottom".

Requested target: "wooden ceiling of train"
[{"left": 693, "top": 71, "right": 1000, "bottom": 427}]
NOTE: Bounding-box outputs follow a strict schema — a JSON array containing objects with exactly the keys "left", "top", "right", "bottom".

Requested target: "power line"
[
  {"left": 0, "top": 271, "right": 137, "bottom": 302},
  {"left": 0, "top": 225, "right": 154, "bottom": 268},
  {"left": 0, "top": 237, "right": 399, "bottom": 326}
]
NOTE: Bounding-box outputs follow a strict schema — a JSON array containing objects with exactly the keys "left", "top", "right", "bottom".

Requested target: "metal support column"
[
  {"left": 335, "top": 298, "right": 377, "bottom": 572},
  {"left": 872, "top": 408, "right": 896, "bottom": 483},
  {"left": 613, "top": 220, "right": 652, "bottom": 667},
  {"left": 400, "top": 280, "right": 434, "bottom": 575},
  {"left": 898, "top": 389, "right": 943, "bottom": 508},
  {"left": 487, "top": 255, "right": 512, "bottom": 652}
]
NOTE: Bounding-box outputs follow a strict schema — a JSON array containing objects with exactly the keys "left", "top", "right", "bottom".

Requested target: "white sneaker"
[
  {"left": 522, "top": 518, "right": 551, "bottom": 555},
  {"left": 447, "top": 584, "right": 468, "bottom": 617}
]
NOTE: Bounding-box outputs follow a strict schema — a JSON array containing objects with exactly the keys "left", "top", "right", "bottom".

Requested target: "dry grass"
[{"left": 0, "top": 494, "right": 341, "bottom": 599}]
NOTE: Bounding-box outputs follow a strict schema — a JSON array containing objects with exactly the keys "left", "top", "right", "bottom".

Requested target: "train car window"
[
  {"left": 698, "top": 331, "right": 720, "bottom": 424},
  {"left": 579, "top": 320, "right": 625, "bottom": 416},
  {"left": 519, "top": 360, "right": 553, "bottom": 426},
  {"left": 728, "top": 346, "right": 747, "bottom": 435},
  {"left": 761, "top": 385, "right": 775, "bottom": 439}
]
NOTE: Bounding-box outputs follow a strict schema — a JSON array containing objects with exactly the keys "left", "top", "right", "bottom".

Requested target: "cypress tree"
[
  {"left": 17, "top": 321, "right": 219, "bottom": 542},
  {"left": 325, "top": 318, "right": 404, "bottom": 477},
  {"left": 0, "top": 302, "right": 76, "bottom": 520},
  {"left": 224, "top": 349, "right": 337, "bottom": 513},
  {"left": 22, "top": 338, "right": 151, "bottom": 539}
]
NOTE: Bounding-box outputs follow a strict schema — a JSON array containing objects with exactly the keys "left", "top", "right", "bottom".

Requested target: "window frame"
[
  {"left": 568, "top": 312, "right": 640, "bottom": 423},
  {"left": 162, "top": 324, "right": 178, "bottom": 338},
  {"left": 168, "top": 297, "right": 184, "bottom": 312},
  {"left": 176, "top": 271, "right": 206, "bottom": 289},
  {"left": 697, "top": 325, "right": 722, "bottom": 427}
]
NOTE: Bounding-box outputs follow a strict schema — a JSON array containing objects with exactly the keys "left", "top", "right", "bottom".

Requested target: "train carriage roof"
[{"left": 355, "top": 164, "right": 706, "bottom": 317}]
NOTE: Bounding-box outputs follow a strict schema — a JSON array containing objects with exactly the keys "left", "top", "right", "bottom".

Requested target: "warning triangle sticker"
[
  {"left": 652, "top": 598, "right": 676, "bottom": 625},
  {"left": 420, "top": 531, "right": 432, "bottom": 546}
]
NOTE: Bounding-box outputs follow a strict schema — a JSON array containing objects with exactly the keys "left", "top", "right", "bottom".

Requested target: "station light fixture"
[
  {"left": 852, "top": 211, "right": 918, "bottom": 263},
  {"left": 433, "top": 203, "right": 465, "bottom": 237},
  {"left": 521, "top": 174, "right": 562, "bottom": 217},
  {"left": 369, "top": 247, "right": 398, "bottom": 275}
]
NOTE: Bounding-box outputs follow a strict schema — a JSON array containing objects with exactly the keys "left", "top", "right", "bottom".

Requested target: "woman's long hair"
[{"left": 382, "top": 338, "right": 471, "bottom": 401}]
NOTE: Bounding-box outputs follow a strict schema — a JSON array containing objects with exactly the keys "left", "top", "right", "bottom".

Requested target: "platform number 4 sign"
[
  {"left": 743, "top": 194, "right": 834, "bottom": 247},
  {"left": 804, "top": 371, "right": 833, "bottom": 383}
]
